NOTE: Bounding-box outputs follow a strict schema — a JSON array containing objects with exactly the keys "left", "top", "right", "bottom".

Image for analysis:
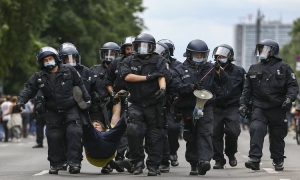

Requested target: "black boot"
[
  {"left": 69, "top": 165, "right": 81, "bottom": 174},
  {"left": 32, "top": 144, "right": 43, "bottom": 148},
  {"left": 123, "top": 159, "right": 134, "bottom": 173},
  {"left": 101, "top": 164, "right": 112, "bottom": 174},
  {"left": 272, "top": 159, "right": 284, "bottom": 171},
  {"left": 58, "top": 162, "right": 68, "bottom": 171},
  {"left": 170, "top": 155, "right": 179, "bottom": 167},
  {"left": 228, "top": 154, "right": 237, "bottom": 167},
  {"left": 198, "top": 161, "right": 211, "bottom": 175},
  {"left": 49, "top": 166, "right": 59, "bottom": 174},
  {"left": 189, "top": 164, "right": 198, "bottom": 175},
  {"left": 110, "top": 160, "right": 124, "bottom": 172},
  {"left": 245, "top": 158, "right": 260, "bottom": 170},
  {"left": 213, "top": 161, "right": 225, "bottom": 169},
  {"left": 148, "top": 166, "right": 161, "bottom": 176},
  {"left": 133, "top": 161, "right": 144, "bottom": 175},
  {"left": 159, "top": 164, "right": 170, "bottom": 173}
]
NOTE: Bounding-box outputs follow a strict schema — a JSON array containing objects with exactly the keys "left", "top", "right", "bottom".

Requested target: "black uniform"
[
  {"left": 18, "top": 64, "right": 90, "bottom": 168},
  {"left": 90, "top": 63, "right": 110, "bottom": 126},
  {"left": 212, "top": 63, "right": 246, "bottom": 164},
  {"left": 120, "top": 54, "right": 170, "bottom": 170},
  {"left": 240, "top": 57, "right": 298, "bottom": 161},
  {"left": 172, "top": 60, "right": 228, "bottom": 166}
]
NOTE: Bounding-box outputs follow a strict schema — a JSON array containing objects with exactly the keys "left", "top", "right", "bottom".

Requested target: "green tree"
[{"left": 0, "top": 0, "right": 145, "bottom": 95}]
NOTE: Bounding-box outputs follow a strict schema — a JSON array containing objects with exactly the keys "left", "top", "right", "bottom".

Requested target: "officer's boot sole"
[
  {"left": 198, "top": 162, "right": 211, "bottom": 175},
  {"left": 73, "top": 86, "right": 87, "bottom": 110},
  {"left": 274, "top": 166, "right": 284, "bottom": 171},
  {"left": 245, "top": 162, "right": 260, "bottom": 170}
]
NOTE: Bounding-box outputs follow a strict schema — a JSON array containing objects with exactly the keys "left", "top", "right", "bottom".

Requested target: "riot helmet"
[
  {"left": 132, "top": 33, "right": 156, "bottom": 58},
  {"left": 212, "top": 44, "right": 234, "bottom": 66},
  {"left": 254, "top": 39, "right": 280, "bottom": 62},
  {"left": 185, "top": 39, "right": 210, "bottom": 65},
  {"left": 154, "top": 42, "right": 170, "bottom": 59},
  {"left": 120, "top": 36, "right": 135, "bottom": 55},
  {"left": 36, "top": 46, "right": 61, "bottom": 69},
  {"left": 158, "top": 39, "right": 175, "bottom": 56},
  {"left": 58, "top": 42, "right": 81, "bottom": 66},
  {"left": 99, "top": 42, "right": 120, "bottom": 64}
]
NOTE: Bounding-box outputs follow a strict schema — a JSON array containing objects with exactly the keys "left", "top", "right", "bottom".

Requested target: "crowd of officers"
[{"left": 15, "top": 32, "right": 299, "bottom": 176}]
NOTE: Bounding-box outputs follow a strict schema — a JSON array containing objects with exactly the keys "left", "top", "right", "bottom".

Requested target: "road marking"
[
  {"left": 33, "top": 170, "right": 48, "bottom": 176},
  {"left": 279, "top": 179, "right": 290, "bottom": 180},
  {"left": 263, "top": 168, "right": 278, "bottom": 173},
  {"left": 240, "top": 155, "right": 248, "bottom": 159}
]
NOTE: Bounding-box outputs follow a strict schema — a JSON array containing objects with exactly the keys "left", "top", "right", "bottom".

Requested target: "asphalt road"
[{"left": 0, "top": 130, "right": 300, "bottom": 180}]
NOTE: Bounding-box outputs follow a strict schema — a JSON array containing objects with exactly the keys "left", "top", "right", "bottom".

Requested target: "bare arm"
[
  {"left": 125, "top": 74, "right": 147, "bottom": 82},
  {"left": 158, "top": 77, "right": 166, "bottom": 89}
]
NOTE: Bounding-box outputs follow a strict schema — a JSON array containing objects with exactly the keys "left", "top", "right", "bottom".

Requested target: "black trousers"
[
  {"left": 167, "top": 112, "right": 181, "bottom": 156},
  {"left": 126, "top": 104, "right": 165, "bottom": 168},
  {"left": 182, "top": 105, "right": 214, "bottom": 165},
  {"left": 35, "top": 113, "right": 47, "bottom": 145},
  {"left": 46, "top": 106, "right": 83, "bottom": 166},
  {"left": 162, "top": 129, "right": 170, "bottom": 165},
  {"left": 249, "top": 107, "right": 287, "bottom": 160},
  {"left": 212, "top": 105, "right": 241, "bottom": 163}
]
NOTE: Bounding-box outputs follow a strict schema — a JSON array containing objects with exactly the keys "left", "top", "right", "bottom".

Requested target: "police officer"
[
  {"left": 16, "top": 47, "right": 91, "bottom": 174},
  {"left": 105, "top": 36, "right": 135, "bottom": 172},
  {"left": 120, "top": 33, "right": 171, "bottom": 176},
  {"left": 90, "top": 42, "right": 120, "bottom": 130},
  {"left": 158, "top": 39, "right": 182, "bottom": 168},
  {"left": 211, "top": 44, "right": 246, "bottom": 169},
  {"left": 240, "top": 39, "right": 299, "bottom": 171},
  {"left": 171, "top": 39, "right": 228, "bottom": 176}
]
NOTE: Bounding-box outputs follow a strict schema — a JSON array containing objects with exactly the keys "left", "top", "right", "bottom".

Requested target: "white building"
[{"left": 234, "top": 21, "right": 292, "bottom": 71}]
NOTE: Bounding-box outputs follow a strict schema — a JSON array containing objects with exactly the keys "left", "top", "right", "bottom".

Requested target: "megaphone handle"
[{"left": 200, "top": 67, "right": 215, "bottom": 82}]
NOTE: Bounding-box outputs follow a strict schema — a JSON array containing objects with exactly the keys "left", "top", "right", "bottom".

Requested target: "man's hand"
[
  {"left": 146, "top": 73, "right": 165, "bottom": 81},
  {"left": 282, "top": 98, "right": 292, "bottom": 111},
  {"left": 214, "top": 62, "right": 220, "bottom": 71},
  {"left": 155, "top": 88, "right": 166, "bottom": 101},
  {"left": 194, "top": 82, "right": 204, "bottom": 90},
  {"left": 239, "top": 104, "right": 248, "bottom": 118},
  {"left": 16, "top": 103, "right": 25, "bottom": 112}
]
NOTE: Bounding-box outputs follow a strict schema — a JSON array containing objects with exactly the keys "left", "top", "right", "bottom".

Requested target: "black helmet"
[
  {"left": 185, "top": 39, "right": 210, "bottom": 62},
  {"left": 132, "top": 33, "right": 156, "bottom": 58},
  {"left": 99, "top": 42, "right": 120, "bottom": 62},
  {"left": 120, "top": 36, "right": 135, "bottom": 55},
  {"left": 154, "top": 42, "right": 170, "bottom": 59},
  {"left": 254, "top": 39, "right": 280, "bottom": 59},
  {"left": 36, "top": 46, "right": 60, "bottom": 69},
  {"left": 158, "top": 39, "right": 175, "bottom": 56},
  {"left": 58, "top": 42, "right": 81, "bottom": 66},
  {"left": 212, "top": 44, "right": 234, "bottom": 61}
]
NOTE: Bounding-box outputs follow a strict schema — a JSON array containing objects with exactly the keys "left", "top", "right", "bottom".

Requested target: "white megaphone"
[{"left": 193, "top": 89, "right": 213, "bottom": 118}]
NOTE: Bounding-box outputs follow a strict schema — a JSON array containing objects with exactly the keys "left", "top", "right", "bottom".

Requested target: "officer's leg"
[
  {"left": 33, "top": 114, "right": 45, "bottom": 147},
  {"left": 159, "top": 129, "right": 170, "bottom": 173},
  {"left": 64, "top": 107, "right": 83, "bottom": 174},
  {"left": 224, "top": 105, "right": 241, "bottom": 167},
  {"left": 181, "top": 109, "right": 198, "bottom": 175},
  {"left": 167, "top": 112, "right": 180, "bottom": 166},
  {"left": 126, "top": 105, "right": 145, "bottom": 174},
  {"left": 45, "top": 112, "right": 64, "bottom": 174},
  {"left": 144, "top": 105, "right": 165, "bottom": 176},
  {"left": 212, "top": 108, "right": 225, "bottom": 169},
  {"left": 197, "top": 105, "right": 213, "bottom": 175},
  {"left": 266, "top": 107, "right": 287, "bottom": 171}
]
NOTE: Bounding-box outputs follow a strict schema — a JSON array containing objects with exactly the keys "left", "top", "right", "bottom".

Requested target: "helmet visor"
[
  {"left": 133, "top": 42, "right": 154, "bottom": 55},
  {"left": 155, "top": 44, "right": 167, "bottom": 55},
  {"left": 213, "top": 47, "right": 230, "bottom": 58},
  {"left": 191, "top": 51, "right": 209, "bottom": 60},
  {"left": 255, "top": 45, "right": 272, "bottom": 57},
  {"left": 100, "top": 49, "right": 117, "bottom": 61},
  {"left": 63, "top": 54, "right": 76, "bottom": 66}
]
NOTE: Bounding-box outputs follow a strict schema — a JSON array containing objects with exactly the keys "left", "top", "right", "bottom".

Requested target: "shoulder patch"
[{"left": 291, "top": 73, "right": 296, "bottom": 79}]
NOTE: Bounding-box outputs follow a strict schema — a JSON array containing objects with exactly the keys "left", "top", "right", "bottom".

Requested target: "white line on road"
[
  {"left": 33, "top": 170, "right": 48, "bottom": 176},
  {"left": 279, "top": 179, "right": 290, "bottom": 180},
  {"left": 263, "top": 168, "right": 278, "bottom": 173}
]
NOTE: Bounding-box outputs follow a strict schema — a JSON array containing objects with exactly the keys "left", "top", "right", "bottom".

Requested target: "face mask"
[
  {"left": 105, "top": 56, "right": 115, "bottom": 61},
  {"left": 219, "top": 59, "right": 228, "bottom": 64},
  {"left": 259, "top": 55, "right": 267, "bottom": 62},
  {"left": 192, "top": 57, "right": 204, "bottom": 63},
  {"left": 138, "top": 47, "right": 148, "bottom": 54},
  {"left": 68, "top": 62, "right": 76, "bottom": 66},
  {"left": 44, "top": 61, "right": 56, "bottom": 70}
]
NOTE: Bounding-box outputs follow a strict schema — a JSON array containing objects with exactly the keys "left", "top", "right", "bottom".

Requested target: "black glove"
[
  {"left": 214, "top": 62, "right": 220, "bottom": 71},
  {"left": 155, "top": 88, "right": 166, "bottom": 101},
  {"left": 282, "top": 98, "right": 292, "bottom": 111},
  {"left": 109, "top": 91, "right": 116, "bottom": 98},
  {"left": 239, "top": 104, "right": 248, "bottom": 118},
  {"left": 16, "top": 103, "right": 25, "bottom": 112},
  {"left": 194, "top": 81, "right": 204, "bottom": 90},
  {"left": 146, "top": 73, "right": 164, "bottom": 81},
  {"left": 35, "top": 103, "right": 43, "bottom": 114}
]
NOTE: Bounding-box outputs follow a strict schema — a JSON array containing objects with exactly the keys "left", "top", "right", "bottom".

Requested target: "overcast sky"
[{"left": 139, "top": 0, "right": 300, "bottom": 61}]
